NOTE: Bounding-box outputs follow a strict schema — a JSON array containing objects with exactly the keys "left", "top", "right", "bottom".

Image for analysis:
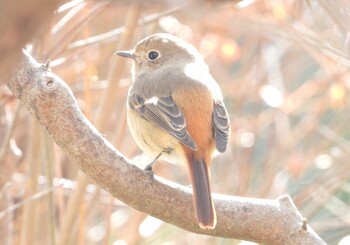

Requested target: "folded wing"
[
  {"left": 128, "top": 93, "right": 198, "bottom": 151},
  {"left": 213, "top": 100, "right": 230, "bottom": 152}
]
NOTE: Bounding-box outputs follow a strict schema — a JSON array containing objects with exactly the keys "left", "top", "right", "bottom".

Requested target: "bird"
[{"left": 116, "top": 33, "right": 230, "bottom": 229}]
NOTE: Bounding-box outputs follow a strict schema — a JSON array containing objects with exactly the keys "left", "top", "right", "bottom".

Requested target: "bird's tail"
[{"left": 186, "top": 153, "right": 216, "bottom": 229}]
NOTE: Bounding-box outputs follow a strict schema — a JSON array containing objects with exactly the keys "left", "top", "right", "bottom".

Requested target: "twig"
[
  {"left": 46, "top": 1, "right": 113, "bottom": 58},
  {"left": 0, "top": 102, "right": 21, "bottom": 162},
  {"left": 20, "top": 121, "right": 42, "bottom": 245},
  {"left": 0, "top": 186, "right": 55, "bottom": 220},
  {"left": 42, "top": 131, "right": 57, "bottom": 245},
  {"left": 67, "top": 4, "right": 186, "bottom": 50},
  {"left": 57, "top": 2, "right": 141, "bottom": 245}
]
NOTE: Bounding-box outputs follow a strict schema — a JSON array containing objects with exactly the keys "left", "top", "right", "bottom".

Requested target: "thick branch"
[{"left": 4, "top": 51, "right": 326, "bottom": 244}]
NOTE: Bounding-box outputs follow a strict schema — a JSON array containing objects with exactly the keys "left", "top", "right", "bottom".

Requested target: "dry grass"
[{"left": 1, "top": 0, "right": 350, "bottom": 244}]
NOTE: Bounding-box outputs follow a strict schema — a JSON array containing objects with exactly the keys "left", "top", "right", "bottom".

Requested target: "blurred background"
[{"left": 1, "top": 0, "right": 350, "bottom": 244}]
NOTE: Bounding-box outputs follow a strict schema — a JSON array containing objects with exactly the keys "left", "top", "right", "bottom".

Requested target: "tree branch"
[{"left": 4, "top": 50, "right": 326, "bottom": 244}]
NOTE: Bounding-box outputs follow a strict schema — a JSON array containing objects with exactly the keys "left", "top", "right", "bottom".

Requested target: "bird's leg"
[{"left": 145, "top": 152, "right": 162, "bottom": 175}]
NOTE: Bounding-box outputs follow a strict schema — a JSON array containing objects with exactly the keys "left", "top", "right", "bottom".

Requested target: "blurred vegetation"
[{"left": 1, "top": 0, "right": 350, "bottom": 244}]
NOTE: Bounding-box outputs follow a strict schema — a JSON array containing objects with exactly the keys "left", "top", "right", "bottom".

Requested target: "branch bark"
[{"left": 4, "top": 51, "right": 326, "bottom": 245}]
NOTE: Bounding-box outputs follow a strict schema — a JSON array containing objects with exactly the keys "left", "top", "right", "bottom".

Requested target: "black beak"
[{"left": 114, "top": 50, "right": 135, "bottom": 59}]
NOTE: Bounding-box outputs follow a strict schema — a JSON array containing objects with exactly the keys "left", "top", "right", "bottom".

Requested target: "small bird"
[{"left": 116, "top": 33, "right": 230, "bottom": 229}]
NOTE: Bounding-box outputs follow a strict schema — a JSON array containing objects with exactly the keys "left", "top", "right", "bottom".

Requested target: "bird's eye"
[{"left": 148, "top": 51, "right": 159, "bottom": 60}]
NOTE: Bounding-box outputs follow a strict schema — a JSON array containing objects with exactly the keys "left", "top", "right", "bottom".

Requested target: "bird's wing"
[
  {"left": 128, "top": 92, "right": 198, "bottom": 151},
  {"left": 212, "top": 100, "right": 230, "bottom": 152}
]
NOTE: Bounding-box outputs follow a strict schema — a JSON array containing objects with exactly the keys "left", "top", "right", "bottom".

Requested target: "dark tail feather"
[{"left": 187, "top": 154, "right": 216, "bottom": 229}]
